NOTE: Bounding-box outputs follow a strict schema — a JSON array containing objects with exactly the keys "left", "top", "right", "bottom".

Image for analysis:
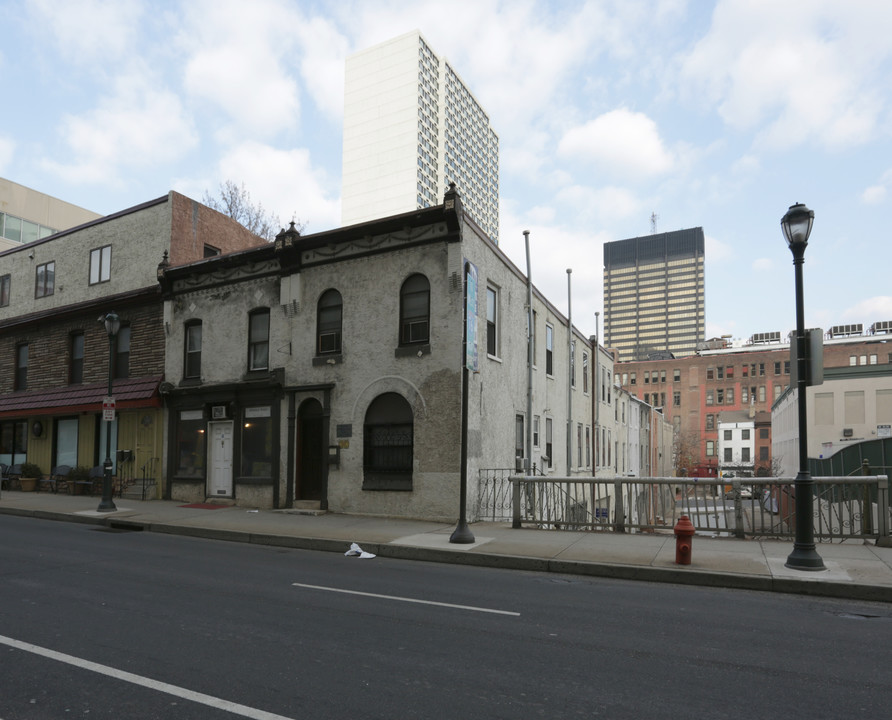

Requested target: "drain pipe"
[
  {"left": 566, "top": 268, "right": 572, "bottom": 476},
  {"left": 594, "top": 311, "right": 599, "bottom": 470},
  {"left": 524, "top": 230, "right": 533, "bottom": 475}
]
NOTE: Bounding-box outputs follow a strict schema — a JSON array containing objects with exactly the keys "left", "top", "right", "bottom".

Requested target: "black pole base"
[
  {"left": 449, "top": 521, "right": 475, "bottom": 544},
  {"left": 785, "top": 544, "right": 826, "bottom": 571},
  {"left": 97, "top": 471, "right": 117, "bottom": 512}
]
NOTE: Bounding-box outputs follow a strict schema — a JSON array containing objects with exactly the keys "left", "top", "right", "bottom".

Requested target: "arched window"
[
  {"left": 363, "top": 392, "right": 414, "bottom": 491},
  {"left": 399, "top": 274, "right": 429, "bottom": 345},
  {"left": 316, "top": 289, "right": 342, "bottom": 355}
]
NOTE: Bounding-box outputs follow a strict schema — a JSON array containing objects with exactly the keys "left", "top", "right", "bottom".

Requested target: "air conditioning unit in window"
[{"left": 318, "top": 332, "right": 340, "bottom": 354}]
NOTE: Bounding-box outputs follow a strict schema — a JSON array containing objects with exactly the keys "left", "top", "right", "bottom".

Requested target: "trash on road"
[{"left": 345, "top": 542, "right": 376, "bottom": 559}]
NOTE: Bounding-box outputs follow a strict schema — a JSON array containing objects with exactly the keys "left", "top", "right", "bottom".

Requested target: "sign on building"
[{"left": 465, "top": 260, "right": 478, "bottom": 372}]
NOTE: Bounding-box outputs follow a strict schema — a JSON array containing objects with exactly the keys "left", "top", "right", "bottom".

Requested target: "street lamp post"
[
  {"left": 98, "top": 311, "right": 120, "bottom": 512},
  {"left": 781, "top": 203, "right": 824, "bottom": 571}
]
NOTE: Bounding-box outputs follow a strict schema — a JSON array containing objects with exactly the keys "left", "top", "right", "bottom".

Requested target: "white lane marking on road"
[
  {"left": 292, "top": 583, "right": 520, "bottom": 616},
  {"left": 0, "top": 634, "right": 293, "bottom": 720}
]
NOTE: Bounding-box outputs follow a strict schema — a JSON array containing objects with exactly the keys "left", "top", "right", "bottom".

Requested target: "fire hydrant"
[{"left": 674, "top": 515, "right": 695, "bottom": 565}]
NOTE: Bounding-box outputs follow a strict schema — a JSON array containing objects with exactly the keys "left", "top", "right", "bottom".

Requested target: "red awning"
[{"left": 0, "top": 376, "right": 163, "bottom": 418}]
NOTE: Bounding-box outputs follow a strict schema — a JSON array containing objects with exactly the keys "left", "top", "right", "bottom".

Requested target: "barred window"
[{"left": 363, "top": 393, "right": 414, "bottom": 491}]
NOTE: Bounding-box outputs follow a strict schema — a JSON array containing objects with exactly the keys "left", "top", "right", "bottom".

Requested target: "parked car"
[{"left": 724, "top": 484, "right": 754, "bottom": 499}]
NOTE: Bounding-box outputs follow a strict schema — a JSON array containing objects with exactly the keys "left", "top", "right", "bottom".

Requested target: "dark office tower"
[{"left": 603, "top": 228, "right": 705, "bottom": 361}]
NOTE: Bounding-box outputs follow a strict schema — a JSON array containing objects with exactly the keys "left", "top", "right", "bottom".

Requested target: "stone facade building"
[
  {"left": 3, "top": 183, "right": 675, "bottom": 521},
  {"left": 159, "top": 187, "right": 596, "bottom": 519}
]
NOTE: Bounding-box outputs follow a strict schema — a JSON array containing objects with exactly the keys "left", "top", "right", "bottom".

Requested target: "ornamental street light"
[
  {"left": 781, "top": 203, "right": 824, "bottom": 571},
  {"left": 97, "top": 311, "right": 120, "bottom": 512}
]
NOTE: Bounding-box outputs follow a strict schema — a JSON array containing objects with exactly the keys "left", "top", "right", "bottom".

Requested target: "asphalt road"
[{"left": 2, "top": 515, "right": 891, "bottom": 719}]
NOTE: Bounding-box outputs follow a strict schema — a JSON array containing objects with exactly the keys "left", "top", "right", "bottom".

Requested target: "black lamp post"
[
  {"left": 781, "top": 203, "right": 824, "bottom": 571},
  {"left": 98, "top": 311, "right": 120, "bottom": 512}
]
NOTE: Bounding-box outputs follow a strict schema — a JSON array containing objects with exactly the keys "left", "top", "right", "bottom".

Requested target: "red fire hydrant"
[{"left": 674, "top": 515, "right": 695, "bottom": 565}]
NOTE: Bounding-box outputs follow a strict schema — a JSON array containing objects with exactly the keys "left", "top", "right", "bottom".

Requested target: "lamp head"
[
  {"left": 104, "top": 311, "right": 121, "bottom": 338},
  {"left": 781, "top": 202, "right": 814, "bottom": 254}
]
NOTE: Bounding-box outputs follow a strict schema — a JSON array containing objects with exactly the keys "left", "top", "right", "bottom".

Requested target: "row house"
[
  {"left": 158, "top": 186, "right": 597, "bottom": 519},
  {"left": 3, "top": 183, "right": 673, "bottom": 520},
  {"left": 0, "top": 192, "right": 266, "bottom": 484}
]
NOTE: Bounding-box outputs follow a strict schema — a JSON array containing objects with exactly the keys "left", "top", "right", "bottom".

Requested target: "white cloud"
[
  {"left": 752, "top": 258, "right": 774, "bottom": 272},
  {"left": 862, "top": 185, "right": 886, "bottom": 205},
  {"left": 705, "top": 234, "right": 733, "bottom": 263},
  {"left": 29, "top": 0, "right": 144, "bottom": 64},
  {"left": 213, "top": 142, "right": 341, "bottom": 233},
  {"left": 179, "top": 0, "right": 301, "bottom": 137},
  {"left": 556, "top": 184, "right": 642, "bottom": 222},
  {"left": 841, "top": 296, "right": 892, "bottom": 322},
  {"left": 557, "top": 109, "right": 675, "bottom": 180},
  {"left": 497, "top": 205, "right": 610, "bottom": 337},
  {"left": 292, "top": 16, "right": 350, "bottom": 119},
  {"left": 862, "top": 169, "right": 892, "bottom": 204},
  {"left": 680, "top": 0, "right": 892, "bottom": 150},
  {"left": 42, "top": 74, "right": 197, "bottom": 184}
]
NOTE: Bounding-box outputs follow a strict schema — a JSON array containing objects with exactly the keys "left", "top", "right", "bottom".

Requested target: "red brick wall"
[
  {"left": 0, "top": 304, "right": 163, "bottom": 394},
  {"left": 616, "top": 337, "right": 892, "bottom": 473},
  {"left": 167, "top": 191, "right": 268, "bottom": 266}
]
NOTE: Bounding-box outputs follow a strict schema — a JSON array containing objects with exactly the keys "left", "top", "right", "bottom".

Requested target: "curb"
[{"left": 4, "top": 506, "right": 891, "bottom": 604}]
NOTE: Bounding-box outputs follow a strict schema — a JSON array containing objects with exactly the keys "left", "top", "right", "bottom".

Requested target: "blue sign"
[{"left": 465, "top": 260, "right": 478, "bottom": 371}]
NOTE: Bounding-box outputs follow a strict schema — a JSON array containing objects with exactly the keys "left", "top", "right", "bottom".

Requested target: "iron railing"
[
  {"left": 479, "top": 472, "right": 891, "bottom": 543},
  {"left": 475, "top": 466, "right": 547, "bottom": 522}
]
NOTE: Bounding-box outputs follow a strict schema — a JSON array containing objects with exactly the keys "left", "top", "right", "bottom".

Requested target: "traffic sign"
[{"left": 103, "top": 397, "right": 116, "bottom": 422}]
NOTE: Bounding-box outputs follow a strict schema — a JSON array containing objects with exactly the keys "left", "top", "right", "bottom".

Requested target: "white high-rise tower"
[{"left": 342, "top": 31, "right": 499, "bottom": 243}]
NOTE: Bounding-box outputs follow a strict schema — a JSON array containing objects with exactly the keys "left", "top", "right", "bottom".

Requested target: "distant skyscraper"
[
  {"left": 603, "top": 228, "right": 705, "bottom": 361},
  {"left": 342, "top": 30, "right": 499, "bottom": 242}
]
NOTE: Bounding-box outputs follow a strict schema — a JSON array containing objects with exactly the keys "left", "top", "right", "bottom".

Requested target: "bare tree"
[
  {"left": 672, "top": 428, "right": 700, "bottom": 477},
  {"left": 203, "top": 180, "right": 303, "bottom": 242}
]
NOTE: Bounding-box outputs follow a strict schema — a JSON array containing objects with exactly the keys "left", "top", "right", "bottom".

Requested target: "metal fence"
[{"left": 475, "top": 470, "right": 890, "bottom": 543}]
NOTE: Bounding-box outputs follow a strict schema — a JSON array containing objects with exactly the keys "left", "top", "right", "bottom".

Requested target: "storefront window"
[
  {"left": 0, "top": 420, "right": 27, "bottom": 466},
  {"left": 241, "top": 407, "right": 273, "bottom": 477},
  {"left": 176, "top": 411, "right": 206, "bottom": 478}
]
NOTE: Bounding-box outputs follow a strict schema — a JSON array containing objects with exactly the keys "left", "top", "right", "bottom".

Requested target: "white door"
[{"left": 208, "top": 421, "right": 233, "bottom": 497}]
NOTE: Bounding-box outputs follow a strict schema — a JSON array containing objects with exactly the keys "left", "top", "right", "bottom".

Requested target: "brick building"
[
  {"left": 0, "top": 191, "right": 266, "bottom": 485},
  {"left": 615, "top": 332, "right": 892, "bottom": 477}
]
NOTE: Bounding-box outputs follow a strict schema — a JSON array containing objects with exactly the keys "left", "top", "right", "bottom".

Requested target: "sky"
[{"left": 3, "top": 0, "right": 892, "bottom": 343}]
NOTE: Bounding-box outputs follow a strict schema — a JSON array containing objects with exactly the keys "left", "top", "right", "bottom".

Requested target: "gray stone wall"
[{"left": 0, "top": 198, "right": 170, "bottom": 323}]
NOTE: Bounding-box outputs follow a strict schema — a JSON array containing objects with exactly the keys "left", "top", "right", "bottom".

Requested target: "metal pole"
[
  {"left": 524, "top": 231, "right": 533, "bottom": 475},
  {"left": 594, "top": 312, "right": 599, "bottom": 472},
  {"left": 98, "top": 321, "right": 117, "bottom": 512},
  {"left": 566, "top": 269, "right": 572, "bottom": 476},
  {"left": 785, "top": 246, "right": 823, "bottom": 570},
  {"left": 450, "top": 261, "right": 474, "bottom": 543}
]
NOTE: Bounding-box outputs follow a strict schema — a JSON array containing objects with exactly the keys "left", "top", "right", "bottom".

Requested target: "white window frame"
[{"left": 90, "top": 245, "right": 112, "bottom": 285}]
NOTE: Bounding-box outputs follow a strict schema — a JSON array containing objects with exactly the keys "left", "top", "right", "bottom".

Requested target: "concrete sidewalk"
[{"left": 2, "top": 490, "right": 891, "bottom": 603}]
